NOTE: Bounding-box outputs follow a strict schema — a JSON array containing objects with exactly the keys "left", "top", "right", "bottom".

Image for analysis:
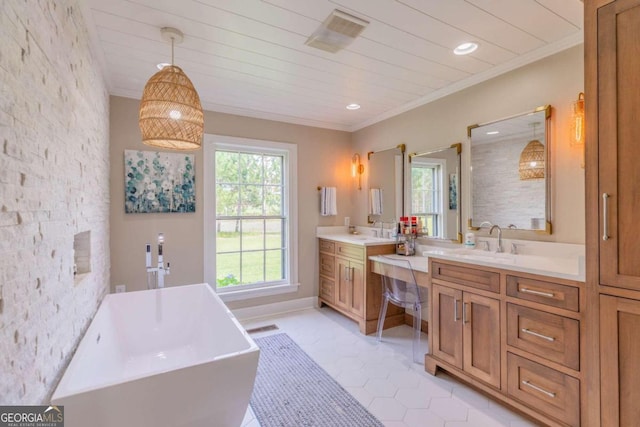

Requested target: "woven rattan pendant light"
[
  {"left": 519, "top": 122, "right": 545, "bottom": 180},
  {"left": 139, "top": 27, "right": 204, "bottom": 151}
]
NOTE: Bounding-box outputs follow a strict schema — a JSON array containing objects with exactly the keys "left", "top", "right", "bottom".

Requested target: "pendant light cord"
[{"left": 171, "top": 37, "right": 175, "bottom": 65}]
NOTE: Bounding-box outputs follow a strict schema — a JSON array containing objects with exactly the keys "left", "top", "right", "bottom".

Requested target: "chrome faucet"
[
  {"left": 489, "top": 225, "right": 503, "bottom": 253},
  {"left": 146, "top": 233, "right": 170, "bottom": 289},
  {"left": 372, "top": 220, "right": 385, "bottom": 238}
]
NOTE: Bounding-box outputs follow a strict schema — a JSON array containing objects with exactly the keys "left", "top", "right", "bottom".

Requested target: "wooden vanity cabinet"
[
  {"left": 335, "top": 257, "right": 364, "bottom": 317},
  {"left": 585, "top": 1, "right": 640, "bottom": 425},
  {"left": 430, "top": 261, "right": 501, "bottom": 390},
  {"left": 432, "top": 283, "right": 501, "bottom": 388},
  {"left": 427, "top": 258, "right": 585, "bottom": 427},
  {"left": 318, "top": 240, "right": 336, "bottom": 304},
  {"left": 318, "top": 238, "right": 397, "bottom": 334}
]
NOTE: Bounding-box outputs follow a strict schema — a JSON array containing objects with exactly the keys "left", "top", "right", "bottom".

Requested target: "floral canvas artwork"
[{"left": 124, "top": 150, "right": 195, "bottom": 213}]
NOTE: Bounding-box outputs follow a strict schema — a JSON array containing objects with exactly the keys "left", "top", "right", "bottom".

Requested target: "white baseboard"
[{"left": 231, "top": 296, "right": 317, "bottom": 322}]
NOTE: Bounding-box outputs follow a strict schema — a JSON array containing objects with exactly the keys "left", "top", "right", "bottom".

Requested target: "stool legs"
[
  {"left": 412, "top": 302, "right": 422, "bottom": 364},
  {"left": 376, "top": 294, "right": 389, "bottom": 341}
]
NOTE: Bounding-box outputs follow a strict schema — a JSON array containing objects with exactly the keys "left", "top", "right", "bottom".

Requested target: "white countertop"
[
  {"left": 426, "top": 249, "right": 585, "bottom": 282},
  {"left": 368, "top": 246, "right": 585, "bottom": 282},
  {"left": 317, "top": 233, "right": 398, "bottom": 247},
  {"left": 318, "top": 226, "right": 585, "bottom": 282}
]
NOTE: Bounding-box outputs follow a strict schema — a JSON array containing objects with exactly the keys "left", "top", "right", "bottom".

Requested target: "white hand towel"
[
  {"left": 320, "top": 187, "right": 337, "bottom": 216},
  {"left": 369, "top": 188, "right": 383, "bottom": 215}
]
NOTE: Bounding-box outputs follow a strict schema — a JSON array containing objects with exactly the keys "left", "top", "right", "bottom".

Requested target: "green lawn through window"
[{"left": 216, "top": 232, "right": 284, "bottom": 287}]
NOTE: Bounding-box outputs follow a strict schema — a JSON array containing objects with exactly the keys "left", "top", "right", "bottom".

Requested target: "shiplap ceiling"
[{"left": 81, "top": 0, "right": 584, "bottom": 132}]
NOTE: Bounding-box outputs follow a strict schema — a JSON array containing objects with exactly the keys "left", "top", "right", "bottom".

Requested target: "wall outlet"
[
  {"left": 115, "top": 284, "right": 126, "bottom": 294},
  {"left": 344, "top": 217, "right": 350, "bottom": 226}
]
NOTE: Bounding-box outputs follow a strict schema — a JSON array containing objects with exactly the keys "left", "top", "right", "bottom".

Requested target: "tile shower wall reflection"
[{"left": 472, "top": 138, "right": 545, "bottom": 229}]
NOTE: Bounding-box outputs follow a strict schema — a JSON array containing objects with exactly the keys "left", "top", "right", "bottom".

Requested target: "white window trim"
[
  {"left": 203, "top": 134, "right": 299, "bottom": 301},
  {"left": 411, "top": 158, "right": 447, "bottom": 238}
]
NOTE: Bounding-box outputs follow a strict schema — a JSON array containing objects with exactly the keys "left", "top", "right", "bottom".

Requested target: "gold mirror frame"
[{"left": 467, "top": 105, "right": 552, "bottom": 235}]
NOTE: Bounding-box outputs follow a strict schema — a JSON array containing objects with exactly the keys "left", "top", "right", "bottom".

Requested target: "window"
[
  {"left": 204, "top": 135, "right": 298, "bottom": 300},
  {"left": 411, "top": 160, "right": 444, "bottom": 237}
]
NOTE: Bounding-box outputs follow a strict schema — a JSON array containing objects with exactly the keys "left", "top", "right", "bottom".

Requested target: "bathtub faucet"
[{"left": 146, "top": 233, "right": 170, "bottom": 289}]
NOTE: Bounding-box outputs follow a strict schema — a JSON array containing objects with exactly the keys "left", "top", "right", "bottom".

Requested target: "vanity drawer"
[
  {"left": 507, "top": 352, "right": 580, "bottom": 427},
  {"left": 320, "top": 253, "right": 335, "bottom": 277},
  {"left": 431, "top": 261, "right": 500, "bottom": 293},
  {"left": 507, "top": 304, "right": 579, "bottom": 370},
  {"left": 506, "top": 275, "right": 579, "bottom": 312},
  {"left": 319, "top": 277, "right": 335, "bottom": 303},
  {"left": 336, "top": 243, "right": 364, "bottom": 261},
  {"left": 319, "top": 239, "right": 335, "bottom": 254}
]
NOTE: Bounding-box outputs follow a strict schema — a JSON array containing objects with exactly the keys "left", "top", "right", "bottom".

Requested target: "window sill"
[{"left": 217, "top": 283, "right": 299, "bottom": 302}]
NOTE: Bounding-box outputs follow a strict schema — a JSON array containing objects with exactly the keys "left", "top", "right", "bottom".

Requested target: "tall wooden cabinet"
[{"left": 585, "top": 0, "right": 640, "bottom": 425}]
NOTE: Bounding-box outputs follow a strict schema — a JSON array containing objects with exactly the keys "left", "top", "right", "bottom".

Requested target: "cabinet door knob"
[{"left": 454, "top": 298, "right": 459, "bottom": 322}]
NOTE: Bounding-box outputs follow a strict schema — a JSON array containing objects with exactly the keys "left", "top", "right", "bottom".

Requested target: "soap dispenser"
[{"left": 464, "top": 232, "right": 476, "bottom": 248}]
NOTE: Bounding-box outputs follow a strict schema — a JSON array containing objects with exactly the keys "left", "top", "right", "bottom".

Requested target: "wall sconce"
[
  {"left": 351, "top": 153, "right": 364, "bottom": 190},
  {"left": 570, "top": 92, "right": 585, "bottom": 146},
  {"left": 139, "top": 27, "right": 204, "bottom": 151}
]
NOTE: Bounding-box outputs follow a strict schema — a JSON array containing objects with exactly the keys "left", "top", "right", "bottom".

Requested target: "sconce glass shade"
[
  {"left": 570, "top": 92, "right": 585, "bottom": 146},
  {"left": 351, "top": 153, "right": 364, "bottom": 190},
  {"left": 139, "top": 65, "right": 204, "bottom": 150},
  {"left": 519, "top": 140, "right": 545, "bottom": 180}
]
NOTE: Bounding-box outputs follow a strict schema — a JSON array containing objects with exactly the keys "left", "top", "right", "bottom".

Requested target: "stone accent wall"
[{"left": 0, "top": 1, "right": 110, "bottom": 403}]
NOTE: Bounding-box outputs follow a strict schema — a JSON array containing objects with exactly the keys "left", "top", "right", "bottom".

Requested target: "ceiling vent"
[{"left": 305, "top": 10, "right": 369, "bottom": 53}]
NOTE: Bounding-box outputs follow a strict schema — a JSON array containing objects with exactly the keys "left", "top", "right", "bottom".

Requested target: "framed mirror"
[
  {"left": 468, "top": 105, "right": 552, "bottom": 233},
  {"left": 409, "top": 143, "right": 462, "bottom": 242},
  {"left": 367, "top": 144, "right": 405, "bottom": 222}
]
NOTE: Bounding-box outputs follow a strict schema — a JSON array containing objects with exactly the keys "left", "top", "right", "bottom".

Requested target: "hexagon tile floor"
[{"left": 239, "top": 306, "right": 537, "bottom": 427}]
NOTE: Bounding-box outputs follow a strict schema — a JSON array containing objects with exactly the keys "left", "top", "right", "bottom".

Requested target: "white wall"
[
  {"left": 0, "top": 1, "right": 110, "bottom": 403},
  {"left": 109, "top": 96, "right": 352, "bottom": 309},
  {"left": 353, "top": 45, "right": 585, "bottom": 244}
]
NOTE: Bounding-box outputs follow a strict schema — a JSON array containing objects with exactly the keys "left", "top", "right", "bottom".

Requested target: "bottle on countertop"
[{"left": 464, "top": 232, "right": 476, "bottom": 248}]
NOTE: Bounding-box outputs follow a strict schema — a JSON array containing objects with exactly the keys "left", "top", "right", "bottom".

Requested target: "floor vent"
[{"left": 246, "top": 324, "right": 279, "bottom": 334}]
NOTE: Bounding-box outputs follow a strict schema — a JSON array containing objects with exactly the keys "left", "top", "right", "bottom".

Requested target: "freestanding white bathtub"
[{"left": 51, "top": 283, "right": 259, "bottom": 427}]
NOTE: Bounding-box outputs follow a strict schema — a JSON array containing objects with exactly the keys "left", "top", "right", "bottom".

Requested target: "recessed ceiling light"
[
  {"left": 453, "top": 42, "right": 478, "bottom": 55},
  {"left": 486, "top": 131, "right": 500, "bottom": 135},
  {"left": 156, "top": 62, "right": 171, "bottom": 70},
  {"left": 346, "top": 103, "right": 361, "bottom": 110}
]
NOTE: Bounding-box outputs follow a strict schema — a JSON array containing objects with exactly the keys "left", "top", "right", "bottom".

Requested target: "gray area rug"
[{"left": 250, "top": 333, "right": 384, "bottom": 427}]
